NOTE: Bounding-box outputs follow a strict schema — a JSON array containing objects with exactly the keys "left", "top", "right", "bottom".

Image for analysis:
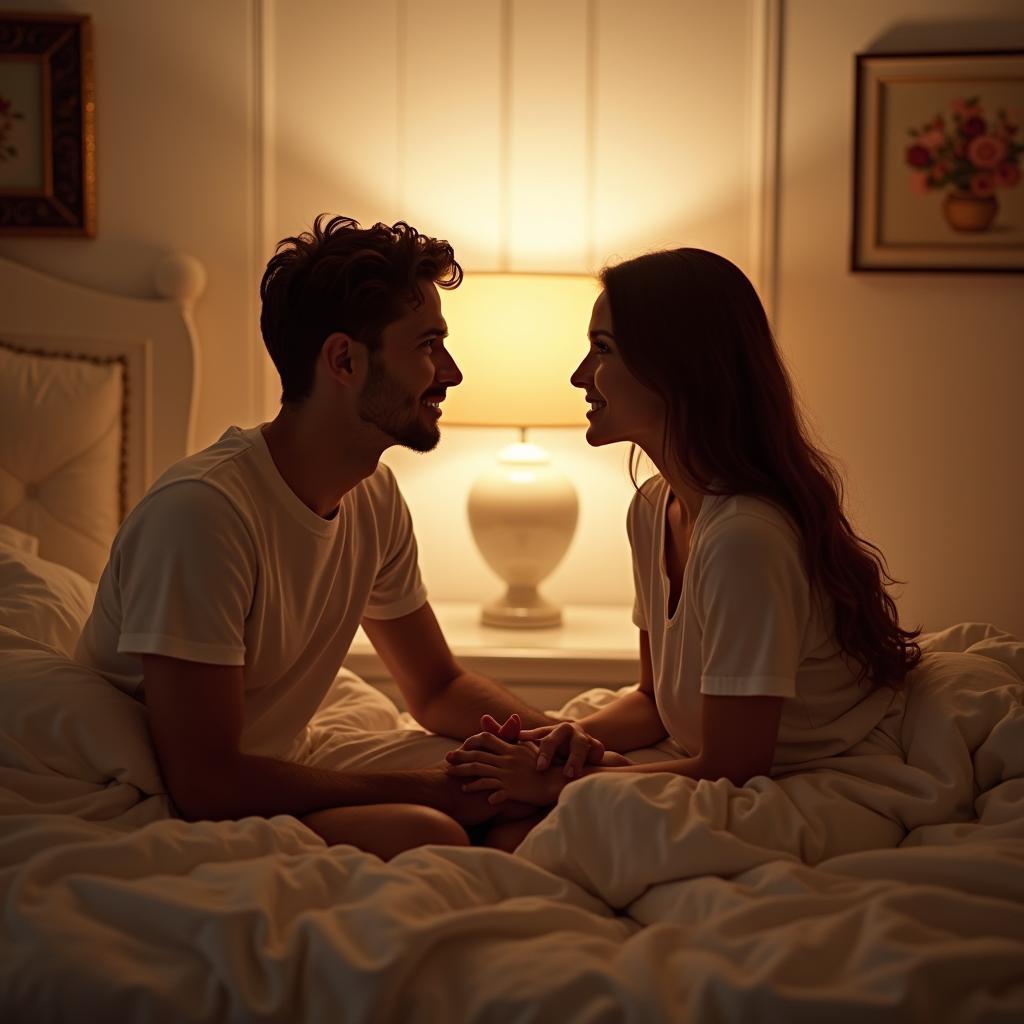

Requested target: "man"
[{"left": 75, "top": 215, "right": 601, "bottom": 859}]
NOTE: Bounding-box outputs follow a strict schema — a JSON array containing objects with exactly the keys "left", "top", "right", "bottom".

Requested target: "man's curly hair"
[{"left": 260, "top": 214, "right": 463, "bottom": 402}]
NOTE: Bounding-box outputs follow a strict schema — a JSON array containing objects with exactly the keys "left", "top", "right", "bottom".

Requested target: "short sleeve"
[
  {"left": 695, "top": 513, "right": 810, "bottom": 698},
  {"left": 625, "top": 492, "right": 649, "bottom": 631},
  {"left": 114, "top": 481, "right": 256, "bottom": 664},
  {"left": 363, "top": 468, "right": 428, "bottom": 620}
]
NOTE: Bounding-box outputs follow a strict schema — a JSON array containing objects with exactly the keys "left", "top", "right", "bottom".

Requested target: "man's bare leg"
[{"left": 301, "top": 804, "right": 469, "bottom": 860}]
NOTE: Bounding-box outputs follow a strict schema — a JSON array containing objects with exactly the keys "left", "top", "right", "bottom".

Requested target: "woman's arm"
[
  {"left": 512, "top": 630, "right": 668, "bottom": 776},
  {"left": 582, "top": 693, "right": 782, "bottom": 785},
  {"left": 573, "top": 630, "right": 669, "bottom": 752},
  {"left": 449, "top": 693, "right": 783, "bottom": 807}
]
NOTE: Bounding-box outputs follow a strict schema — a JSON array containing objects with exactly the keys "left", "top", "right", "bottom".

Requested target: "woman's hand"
[
  {"left": 448, "top": 713, "right": 524, "bottom": 758},
  {"left": 445, "top": 733, "right": 565, "bottom": 807},
  {"left": 517, "top": 720, "right": 606, "bottom": 779},
  {"left": 599, "top": 750, "right": 633, "bottom": 767}
]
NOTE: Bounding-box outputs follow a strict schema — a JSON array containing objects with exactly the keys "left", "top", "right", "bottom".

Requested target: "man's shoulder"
[
  {"left": 124, "top": 478, "right": 248, "bottom": 550},
  {"left": 125, "top": 428, "right": 263, "bottom": 537},
  {"left": 150, "top": 425, "right": 258, "bottom": 490},
  {"left": 355, "top": 460, "right": 402, "bottom": 507}
]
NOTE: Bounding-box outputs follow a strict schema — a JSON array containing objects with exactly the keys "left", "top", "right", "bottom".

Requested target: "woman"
[{"left": 447, "top": 248, "right": 922, "bottom": 854}]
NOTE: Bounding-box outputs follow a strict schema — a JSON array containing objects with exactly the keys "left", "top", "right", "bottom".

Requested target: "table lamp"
[{"left": 440, "top": 273, "right": 599, "bottom": 628}]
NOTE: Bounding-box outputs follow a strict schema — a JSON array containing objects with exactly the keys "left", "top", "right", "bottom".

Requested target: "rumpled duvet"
[{"left": 1, "top": 620, "right": 1022, "bottom": 1023}]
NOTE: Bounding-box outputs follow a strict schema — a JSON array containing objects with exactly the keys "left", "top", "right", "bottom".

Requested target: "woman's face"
[{"left": 570, "top": 292, "right": 664, "bottom": 450}]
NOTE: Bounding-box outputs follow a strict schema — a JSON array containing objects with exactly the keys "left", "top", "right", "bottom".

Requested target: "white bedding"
[{"left": 0, "top": 548, "right": 1022, "bottom": 1022}]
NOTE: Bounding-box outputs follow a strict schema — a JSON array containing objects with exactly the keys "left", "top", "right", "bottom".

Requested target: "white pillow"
[
  {"left": 0, "top": 522, "right": 39, "bottom": 556},
  {"left": 0, "top": 544, "right": 97, "bottom": 657},
  {"left": 0, "top": 343, "right": 124, "bottom": 582}
]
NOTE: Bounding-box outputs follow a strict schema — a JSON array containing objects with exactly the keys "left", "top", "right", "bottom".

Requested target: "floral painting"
[
  {"left": 0, "top": 93, "right": 24, "bottom": 163},
  {"left": 0, "top": 14, "right": 94, "bottom": 236},
  {"left": 905, "top": 98, "right": 1023, "bottom": 233},
  {"left": 0, "top": 58, "right": 44, "bottom": 194},
  {"left": 852, "top": 51, "right": 1024, "bottom": 272}
]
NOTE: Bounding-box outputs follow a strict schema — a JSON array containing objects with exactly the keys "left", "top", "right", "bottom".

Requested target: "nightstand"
[{"left": 343, "top": 601, "right": 640, "bottom": 711}]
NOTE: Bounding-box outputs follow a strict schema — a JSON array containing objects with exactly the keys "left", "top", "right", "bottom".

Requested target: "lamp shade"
[{"left": 439, "top": 273, "right": 600, "bottom": 428}]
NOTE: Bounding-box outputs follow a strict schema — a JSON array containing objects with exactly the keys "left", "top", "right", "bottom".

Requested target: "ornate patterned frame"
[{"left": 0, "top": 13, "right": 95, "bottom": 236}]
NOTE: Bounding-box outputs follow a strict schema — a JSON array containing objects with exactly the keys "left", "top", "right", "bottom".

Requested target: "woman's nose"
[{"left": 570, "top": 355, "right": 591, "bottom": 389}]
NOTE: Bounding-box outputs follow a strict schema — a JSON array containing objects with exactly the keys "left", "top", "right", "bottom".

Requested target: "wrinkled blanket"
[{"left": 1, "top": 622, "right": 1022, "bottom": 1022}]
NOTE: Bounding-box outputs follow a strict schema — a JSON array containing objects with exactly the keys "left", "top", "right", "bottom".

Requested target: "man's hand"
[
  {"left": 446, "top": 714, "right": 539, "bottom": 767},
  {"left": 445, "top": 733, "right": 565, "bottom": 808},
  {"left": 469, "top": 713, "right": 614, "bottom": 778},
  {"left": 419, "top": 767, "right": 517, "bottom": 826}
]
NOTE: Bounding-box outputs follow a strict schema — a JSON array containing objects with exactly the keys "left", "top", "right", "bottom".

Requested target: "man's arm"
[
  {"left": 360, "top": 603, "right": 553, "bottom": 738},
  {"left": 141, "top": 654, "right": 494, "bottom": 825}
]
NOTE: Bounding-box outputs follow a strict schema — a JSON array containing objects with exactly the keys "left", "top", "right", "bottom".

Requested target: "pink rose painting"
[
  {"left": 854, "top": 51, "right": 1024, "bottom": 271},
  {"left": 904, "top": 97, "right": 1024, "bottom": 232},
  {"left": 0, "top": 93, "right": 24, "bottom": 163}
]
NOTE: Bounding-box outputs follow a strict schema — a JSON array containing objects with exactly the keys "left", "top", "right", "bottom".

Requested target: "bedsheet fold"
[{"left": 1, "top": 622, "right": 1022, "bottom": 1022}]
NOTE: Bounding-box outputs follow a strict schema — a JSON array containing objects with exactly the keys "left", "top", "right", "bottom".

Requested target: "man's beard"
[{"left": 357, "top": 359, "right": 440, "bottom": 453}]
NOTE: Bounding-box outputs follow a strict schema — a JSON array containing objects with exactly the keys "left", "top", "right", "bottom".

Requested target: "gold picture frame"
[
  {"left": 0, "top": 12, "right": 95, "bottom": 237},
  {"left": 852, "top": 50, "right": 1024, "bottom": 273}
]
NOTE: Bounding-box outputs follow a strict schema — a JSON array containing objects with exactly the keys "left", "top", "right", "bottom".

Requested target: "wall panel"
[
  {"left": 401, "top": 1, "right": 504, "bottom": 267},
  {"left": 271, "top": 0, "right": 401, "bottom": 241},
  {"left": 591, "top": 0, "right": 758, "bottom": 272},
  {"left": 269, "top": 0, "right": 768, "bottom": 608},
  {"left": 507, "top": 0, "right": 592, "bottom": 272}
]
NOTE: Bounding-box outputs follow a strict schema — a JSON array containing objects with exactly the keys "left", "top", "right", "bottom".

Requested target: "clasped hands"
[{"left": 445, "top": 714, "right": 628, "bottom": 807}]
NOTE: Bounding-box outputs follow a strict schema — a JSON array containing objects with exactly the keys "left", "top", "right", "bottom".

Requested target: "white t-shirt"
[
  {"left": 76, "top": 426, "right": 427, "bottom": 759},
  {"left": 628, "top": 475, "right": 896, "bottom": 768}
]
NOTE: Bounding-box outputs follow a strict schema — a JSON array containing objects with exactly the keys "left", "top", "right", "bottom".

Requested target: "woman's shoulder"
[
  {"left": 626, "top": 474, "right": 668, "bottom": 531},
  {"left": 699, "top": 493, "right": 801, "bottom": 553}
]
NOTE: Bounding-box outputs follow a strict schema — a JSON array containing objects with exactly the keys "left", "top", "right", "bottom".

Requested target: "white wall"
[
  {"left": 1, "top": 0, "right": 1019, "bottom": 634},
  {"left": 271, "top": 0, "right": 765, "bottom": 609},
  {"left": 778, "top": 0, "right": 1024, "bottom": 636},
  {"left": 0, "top": 0, "right": 263, "bottom": 453}
]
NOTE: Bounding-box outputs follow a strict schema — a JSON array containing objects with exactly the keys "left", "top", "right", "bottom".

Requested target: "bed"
[{"left": 0, "top": 255, "right": 1022, "bottom": 1023}]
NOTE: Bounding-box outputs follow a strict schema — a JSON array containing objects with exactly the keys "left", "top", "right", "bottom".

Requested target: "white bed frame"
[{"left": 0, "top": 254, "right": 203, "bottom": 511}]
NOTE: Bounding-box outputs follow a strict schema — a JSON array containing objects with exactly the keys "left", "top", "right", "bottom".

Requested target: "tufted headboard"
[{"left": 0, "top": 255, "right": 204, "bottom": 580}]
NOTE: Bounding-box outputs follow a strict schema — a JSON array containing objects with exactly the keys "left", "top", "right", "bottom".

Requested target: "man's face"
[{"left": 357, "top": 281, "right": 462, "bottom": 452}]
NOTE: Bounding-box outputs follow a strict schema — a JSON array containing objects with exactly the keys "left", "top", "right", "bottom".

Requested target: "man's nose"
[{"left": 436, "top": 348, "right": 463, "bottom": 387}]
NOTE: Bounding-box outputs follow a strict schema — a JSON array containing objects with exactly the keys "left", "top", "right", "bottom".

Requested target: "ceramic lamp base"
[
  {"left": 468, "top": 440, "right": 578, "bottom": 630},
  {"left": 481, "top": 586, "right": 563, "bottom": 629}
]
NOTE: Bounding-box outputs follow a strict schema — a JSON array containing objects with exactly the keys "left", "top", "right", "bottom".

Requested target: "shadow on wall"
[{"left": 868, "top": 18, "right": 1024, "bottom": 52}]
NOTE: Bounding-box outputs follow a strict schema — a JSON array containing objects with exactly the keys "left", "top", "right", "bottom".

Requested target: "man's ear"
[{"left": 320, "top": 332, "right": 362, "bottom": 386}]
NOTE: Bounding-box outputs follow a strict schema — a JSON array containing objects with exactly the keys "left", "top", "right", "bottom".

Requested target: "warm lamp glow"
[{"left": 440, "top": 273, "right": 600, "bottom": 428}]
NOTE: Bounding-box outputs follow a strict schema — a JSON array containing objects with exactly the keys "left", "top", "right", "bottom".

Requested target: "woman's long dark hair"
[{"left": 602, "top": 248, "right": 921, "bottom": 688}]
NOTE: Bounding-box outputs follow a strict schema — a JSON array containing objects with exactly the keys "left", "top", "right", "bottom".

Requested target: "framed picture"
[
  {"left": 0, "top": 13, "right": 94, "bottom": 237},
  {"left": 852, "top": 50, "right": 1024, "bottom": 273}
]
